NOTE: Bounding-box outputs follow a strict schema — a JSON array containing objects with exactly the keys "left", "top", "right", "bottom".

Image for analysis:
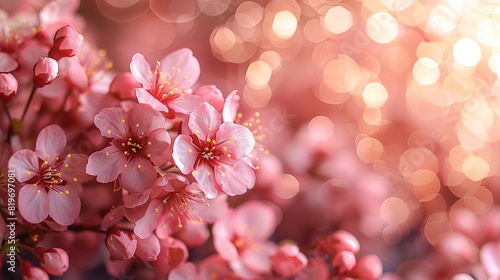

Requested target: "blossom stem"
[
  {"left": 3, "top": 103, "right": 12, "bottom": 123},
  {"left": 21, "top": 85, "right": 37, "bottom": 122},
  {"left": 17, "top": 243, "right": 34, "bottom": 254}
]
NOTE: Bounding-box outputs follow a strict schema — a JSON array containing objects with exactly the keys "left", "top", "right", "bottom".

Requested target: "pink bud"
[
  {"left": 33, "top": 57, "right": 58, "bottom": 87},
  {"left": 270, "top": 243, "right": 308, "bottom": 277},
  {"left": 48, "top": 25, "right": 83, "bottom": 61},
  {"left": 21, "top": 262, "right": 49, "bottom": 280},
  {"left": 332, "top": 250, "right": 356, "bottom": 275},
  {"left": 0, "top": 73, "right": 18, "bottom": 103},
  {"left": 106, "top": 230, "right": 137, "bottom": 261},
  {"left": 324, "top": 230, "right": 360, "bottom": 255},
  {"left": 134, "top": 234, "right": 161, "bottom": 262},
  {"left": 34, "top": 247, "right": 69, "bottom": 276},
  {"left": 350, "top": 255, "right": 383, "bottom": 280}
]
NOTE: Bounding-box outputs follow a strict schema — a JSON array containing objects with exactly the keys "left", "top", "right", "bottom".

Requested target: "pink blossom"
[
  {"left": 480, "top": 241, "right": 500, "bottom": 278},
  {"left": 172, "top": 102, "right": 255, "bottom": 198},
  {"left": 48, "top": 25, "right": 83, "bottom": 61},
  {"left": 86, "top": 103, "right": 171, "bottom": 194},
  {"left": 199, "top": 255, "right": 239, "bottom": 280},
  {"left": 21, "top": 262, "right": 49, "bottom": 280},
  {"left": 106, "top": 229, "right": 137, "bottom": 261},
  {"left": 134, "top": 173, "right": 228, "bottom": 239},
  {"left": 153, "top": 236, "right": 189, "bottom": 274},
  {"left": 33, "top": 57, "right": 59, "bottom": 87},
  {"left": 331, "top": 250, "right": 356, "bottom": 275},
  {"left": 169, "top": 262, "right": 199, "bottom": 280},
  {"left": 270, "top": 243, "right": 308, "bottom": 277},
  {"left": 134, "top": 233, "right": 161, "bottom": 262},
  {"left": 349, "top": 255, "right": 383, "bottom": 280},
  {"left": 34, "top": 247, "right": 69, "bottom": 276},
  {"left": 130, "top": 49, "right": 201, "bottom": 115},
  {"left": 213, "top": 201, "right": 281, "bottom": 279},
  {"left": 8, "top": 125, "right": 91, "bottom": 225},
  {"left": 0, "top": 73, "right": 18, "bottom": 102}
]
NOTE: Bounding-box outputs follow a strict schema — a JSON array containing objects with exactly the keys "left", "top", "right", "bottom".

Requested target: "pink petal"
[
  {"left": 86, "top": 146, "right": 126, "bottom": 183},
  {"left": 481, "top": 241, "right": 500, "bottom": 277},
  {"left": 136, "top": 88, "right": 169, "bottom": 112},
  {"left": 101, "top": 205, "right": 125, "bottom": 231},
  {"left": 229, "top": 259, "right": 261, "bottom": 280},
  {"left": 130, "top": 53, "right": 152, "bottom": 89},
  {"left": 134, "top": 199, "right": 163, "bottom": 239},
  {"left": 214, "top": 237, "right": 238, "bottom": 261},
  {"left": 94, "top": 107, "right": 128, "bottom": 139},
  {"left": 216, "top": 122, "right": 255, "bottom": 159},
  {"left": 169, "top": 94, "right": 202, "bottom": 114},
  {"left": 128, "top": 103, "right": 166, "bottom": 137},
  {"left": 215, "top": 160, "right": 255, "bottom": 196},
  {"left": 199, "top": 255, "right": 235, "bottom": 279},
  {"left": 169, "top": 262, "right": 199, "bottom": 280},
  {"left": 241, "top": 243, "right": 274, "bottom": 273},
  {"left": 177, "top": 220, "right": 210, "bottom": 247},
  {"left": 194, "top": 85, "right": 224, "bottom": 111},
  {"left": 35, "top": 125, "right": 66, "bottom": 164},
  {"left": 193, "top": 163, "right": 219, "bottom": 199},
  {"left": 19, "top": 186, "right": 49, "bottom": 224},
  {"left": 222, "top": 90, "right": 240, "bottom": 123},
  {"left": 190, "top": 192, "right": 228, "bottom": 223},
  {"left": 143, "top": 129, "right": 171, "bottom": 166},
  {"left": 48, "top": 185, "right": 81, "bottom": 226},
  {"left": 159, "top": 48, "right": 200, "bottom": 90},
  {"left": 8, "top": 150, "right": 39, "bottom": 182},
  {"left": 350, "top": 255, "right": 383, "bottom": 280},
  {"left": 0, "top": 52, "right": 18, "bottom": 72},
  {"left": 189, "top": 102, "right": 221, "bottom": 141},
  {"left": 234, "top": 201, "right": 281, "bottom": 241},
  {"left": 172, "top": 135, "right": 198, "bottom": 174},
  {"left": 135, "top": 234, "right": 161, "bottom": 262},
  {"left": 64, "top": 57, "right": 88, "bottom": 90},
  {"left": 119, "top": 156, "right": 157, "bottom": 194},
  {"left": 37, "top": 78, "right": 67, "bottom": 99},
  {"left": 60, "top": 153, "right": 93, "bottom": 183}
]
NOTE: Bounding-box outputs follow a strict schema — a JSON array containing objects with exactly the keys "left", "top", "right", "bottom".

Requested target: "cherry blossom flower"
[
  {"left": 213, "top": 201, "right": 281, "bottom": 279},
  {"left": 0, "top": 73, "right": 18, "bottom": 102},
  {"left": 153, "top": 236, "right": 189, "bottom": 274},
  {"left": 8, "top": 125, "right": 91, "bottom": 225},
  {"left": 270, "top": 243, "right": 308, "bottom": 277},
  {"left": 130, "top": 48, "right": 201, "bottom": 115},
  {"left": 134, "top": 173, "right": 228, "bottom": 239},
  {"left": 86, "top": 103, "right": 171, "bottom": 194},
  {"left": 172, "top": 102, "right": 256, "bottom": 198},
  {"left": 21, "top": 262, "right": 49, "bottom": 280},
  {"left": 34, "top": 247, "right": 69, "bottom": 276},
  {"left": 106, "top": 229, "right": 137, "bottom": 261}
]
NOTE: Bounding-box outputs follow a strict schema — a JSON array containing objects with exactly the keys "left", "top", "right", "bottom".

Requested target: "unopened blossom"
[
  {"left": 33, "top": 57, "right": 58, "bottom": 87},
  {"left": 270, "top": 243, "right": 308, "bottom": 277},
  {"left": 153, "top": 237, "right": 189, "bottom": 274},
  {"left": 134, "top": 233, "right": 161, "bottom": 262},
  {"left": 349, "top": 255, "right": 383, "bottom": 280},
  {"left": 134, "top": 173, "right": 227, "bottom": 239},
  {"left": 106, "top": 229, "right": 137, "bottom": 261},
  {"left": 0, "top": 73, "right": 18, "bottom": 102},
  {"left": 332, "top": 250, "right": 356, "bottom": 275},
  {"left": 130, "top": 48, "right": 201, "bottom": 115},
  {"left": 21, "top": 262, "right": 49, "bottom": 280},
  {"left": 213, "top": 201, "right": 281, "bottom": 279},
  {"left": 8, "top": 125, "right": 91, "bottom": 225},
  {"left": 48, "top": 25, "right": 83, "bottom": 61},
  {"left": 86, "top": 103, "right": 171, "bottom": 194},
  {"left": 172, "top": 102, "right": 256, "bottom": 198},
  {"left": 34, "top": 247, "right": 69, "bottom": 276}
]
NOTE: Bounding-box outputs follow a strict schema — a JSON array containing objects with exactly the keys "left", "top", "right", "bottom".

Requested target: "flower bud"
[
  {"left": 325, "top": 230, "right": 360, "bottom": 255},
  {"left": 48, "top": 25, "right": 83, "bottom": 61},
  {"left": 349, "top": 255, "right": 383, "bottom": 280},
  {"left": 270, "top": 243, "right": 308, "bottom": 277},
  {"left": 33, "top": 57, "right": 58, "bottom": 87},
  {"left": 0, "top": 73, "right": 18, "bottom": 103},
  {"left": 106, "top": 229, "right": 137, "bottom": 261},
  {"left": 331, "top": 250, "right": 356, "bottom": 275},
  {"left": 34, "top": 247, "right": 69, "bottom": 276},
  {"left": 21, "top": 262, "right": 49, "bottom": 280}
]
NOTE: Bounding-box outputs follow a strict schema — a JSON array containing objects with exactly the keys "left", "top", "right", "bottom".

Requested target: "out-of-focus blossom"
[
  {"left": 270, "top": 243, "right": 308, "bottom": 277},
  {"left": 130, "top": 48, "right": 201, "bottom": 115},
  {"left": 86, "top": 103, "right": 170, "bottom": 194},
  {"left": 173, "top": 102, "right": 255, "bottom": 198},
  {"left": 21, "top": 262, "right": 49, "bottom": 280},
  {"left": 480, "top": 241, "right": 500, "bottom": 278},
  {"left": 350, "top": 255, "right": 383, "bottom": 280},
  {"left": 33, "top": 56, "right": 58, "bottom": 87},
  {"left": 34, "top": 247, "right": 69, "bottom": 276},
  {"left": 0, "top": 73, "right": 18, "bottom": 102},
  {"left": 8, "top": 125, "right": 91, "bottom": 225},
  {"left": 48, "top": 25, "right": 83, "bottom": 61},
  {"left": 332, "top": 250, "right": 356, "bottom": 274},
  {"left": 106, "top": 229, "right": 137, "bottom": 261}
]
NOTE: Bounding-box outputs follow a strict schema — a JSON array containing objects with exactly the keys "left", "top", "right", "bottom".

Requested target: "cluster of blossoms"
[{"left": 0, "top": 1, "right": 384, "bottom": 279}]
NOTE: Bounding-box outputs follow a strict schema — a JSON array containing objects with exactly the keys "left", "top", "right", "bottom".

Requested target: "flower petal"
[
  {"left": 169, "top": 94, "right": 202, "bottom": 114},
  {"left": 8, "top": 150, "right": 39, "bottom": 182},
  {"left": 119, "top": 157, "right": 157, "bottom": 194},
  {"left": 19, "top": 186, "right": 49, "bottom": 224},
  {"left": 215, "top": 160, "right": 255, "bottom": 196},
  {"left": 172, "top": 135, "right": 198, "bottom": 174},
  {"left": 130, "top": 53, "right": 152, "bottom": 89},
  {"left": 216, "top": 122, "right": 255, "bottom": 159},
  {"left": 48, "top": 185, "right": 81, "bottom": 226},
  {"left": 192, "top": 163, "right": 219, "bottom": 199},
  {"left": 135, "top": 234, "right": 161, "bottom": 262},
  {"left": 189, "top": 102, "right": 221, "bottom": 141},
  {"left": 222, "top": 90, "right": 240, "bottom": 123},
  {"left": 159, "top": 48, "right": 200, "bottom": 91},
  {"left": 136, "top": 88, "right": 169, "bottom": 113},
  {"left": 35, "top": 125, "right": 66, "bottom": 164},
  {"left": 142, "top": 129, "right": 171, "bottom": 166},
  {"left": 60, "top": 153, "right": 93, "bottom": 183},
  {"left": 94, "top": 107, "right": 128, "bottom": 139},
  {"left": 234, "top": 201, "right": 281, "bottom": 241},
  {"left": 86, "top": 146, "right": 126, "bottom": 183},
  {"left": 128, "top": 103, "right": 166, "bottom": 137},
  {"left": 0, "top": 52, "right": 18, "bottom": 72},
  {"left": 194, "top": 85, "right": 224, "bottom": 111},
  {"left": 134, "top": 199, "right": 163, "bottom": 239}
]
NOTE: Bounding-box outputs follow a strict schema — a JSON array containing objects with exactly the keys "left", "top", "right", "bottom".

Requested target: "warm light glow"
[
  {"left": 453, "top": 38, "right": 482, "bottom": 67},
  {"left": 272, "top": 11, "right": 297, "bottom": 39},
  {"left": 380, "top": 197, "right": 409, "bottom": 225},
  {"left": 273, "top": 174, "right": 300, "bottom": 199},
  {"left": 246, "top": 60, "right": 272, "bottom": 86},
  {"left": 413, "top": 57, "right": 440, "bottom": 85},
  {"left": 362, "top": 82, "right": 389, "bottom": 108},
  {"left": 323, "top": 6, "right": 353, "bottom": 35},
  {"left": 366, "top": 12, "right": 399, "bottom": 44}
]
